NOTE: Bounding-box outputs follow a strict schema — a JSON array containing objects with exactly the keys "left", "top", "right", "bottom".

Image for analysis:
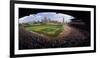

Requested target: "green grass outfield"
[{"left": 24, "top": 23, "right": 63, "bottom": 38}]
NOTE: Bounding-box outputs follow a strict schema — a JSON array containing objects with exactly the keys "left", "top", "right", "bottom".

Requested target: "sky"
[{"left": 19, "top": 12, "right": 75, "bottom": 23}]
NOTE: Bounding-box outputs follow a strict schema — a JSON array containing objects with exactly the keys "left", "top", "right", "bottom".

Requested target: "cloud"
[{"left": 19, "top": 12, "right": 75, "bottom": 23}]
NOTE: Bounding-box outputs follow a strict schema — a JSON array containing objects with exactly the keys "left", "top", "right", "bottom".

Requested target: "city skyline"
[{"left": 19, "top": 12, "right": 75, "bottom": 24}]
